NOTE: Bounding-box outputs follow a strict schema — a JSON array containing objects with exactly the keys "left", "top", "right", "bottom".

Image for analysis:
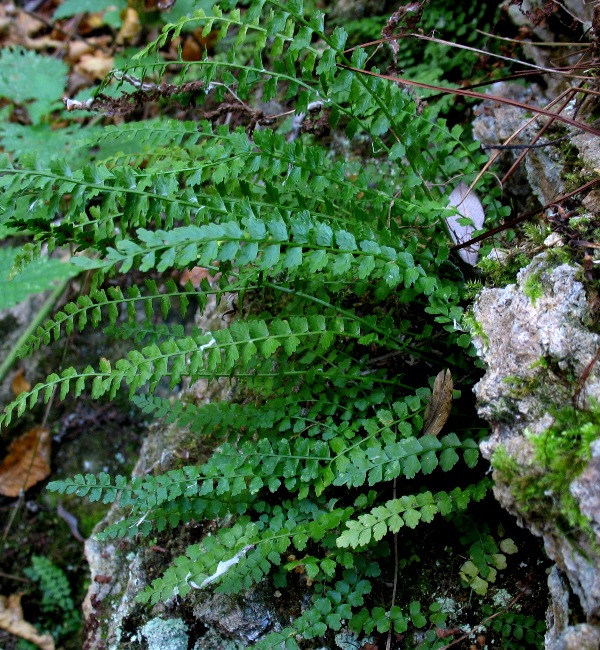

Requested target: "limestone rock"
[
  {"left": 471, "top": 252, "right": 600, "bottom": 646},
  {"left": 472, "top": 82, "right": 565, "bottom": 208},
  {"left": 192, "top": 589, "right": 274, "bottom": 643}
]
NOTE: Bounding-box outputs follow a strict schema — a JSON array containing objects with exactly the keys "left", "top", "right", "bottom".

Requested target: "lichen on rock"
[{"left": 471, "top": 251, "right": 600, "bottom": 648}]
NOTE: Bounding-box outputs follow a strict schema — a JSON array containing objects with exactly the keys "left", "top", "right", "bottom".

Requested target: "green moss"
[
  {"left": 477, "top": 251, "right": 530, "bottom": 287},
  {"left": 462, "top": 309, "right": 489, "bottom": 346},
  {"left": 522, "top": 222, "right": 551, "bottom": 245},
  {"left": 544, "top": 247, "right": 571, "bottom": 266},
  {"left": 502, "top": 374, "right": 540, "bottom": 400},
  {"left": 522, "top": 269, "right": 544, "bottom": 305},
  {"left": 492, "top": 401, "right": 600, "bottom": 543}
]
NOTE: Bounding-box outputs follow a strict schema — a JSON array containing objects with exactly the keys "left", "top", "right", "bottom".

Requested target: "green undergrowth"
[
  {"left": 0, "top": 1, "right": 548, "bottom": 648},
  {"left": 18, "top": 556, "right": 81, "bottom": 649}
]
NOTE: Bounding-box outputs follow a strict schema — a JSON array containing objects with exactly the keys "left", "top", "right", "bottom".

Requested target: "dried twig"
[
  {"left": 451, "top": 177, "right": 600, "bottom": 253},
  {"left": 340, "top": 65, "right": 600, "bottom": 137}
]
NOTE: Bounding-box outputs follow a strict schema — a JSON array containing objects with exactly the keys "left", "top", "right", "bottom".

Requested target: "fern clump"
[
  {"left": 23, "top": 555, "right": 81, "bottom": 642},
  {"left": 0, "top": 1, "right": 514, "bottom": 647}
]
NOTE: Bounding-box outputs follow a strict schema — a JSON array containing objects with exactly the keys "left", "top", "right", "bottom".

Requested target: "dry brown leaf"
[
  {"left": 75, "top": 52, "right": 114, "bottom": 80},
  {"left": 116, "top": 8, "right": 141, "bottom": 45},
  {"left": 13, "top": 8, "right": 46, "bottom": 39},
  {"left": 66, "top": 40, "right": 95, "bottom": 65},
  {"left": 85, "top": 13, "right": 109, "bottom": 31},
  {"left": 179, "top": 266, "right": 220, "bottom": 288},
  {"left": 0, "top": 593, "right": 55, "bottom": 650},
  {"left": 179, "top": 28, "right": 219, "bottom": 61},
  {"left": 0, "top": 426, "right": 51, "bottom": 497},
  {"left": 11, "top": 368, "right": 31, "bottom": 397},
  {"left": 181, "top": 36, "right": 204, "bottom": 62},
  {"left": 422, "top": 369, "right": 453, "bottom": 437},
  {"left": 0, "top": 6, "right": 62, "bottom": 50}
]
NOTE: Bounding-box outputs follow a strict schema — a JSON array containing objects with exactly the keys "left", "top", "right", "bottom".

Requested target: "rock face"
[
  {"left": 472, "top": 81, "right": 565, "bottom": 209},
  {"left": 472, "top": 252, "right": 600, "bottom": 649}
]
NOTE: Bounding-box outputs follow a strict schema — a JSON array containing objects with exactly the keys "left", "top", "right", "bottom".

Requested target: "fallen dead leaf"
[
  {"left": 66, "top": 40, "right": 95, "bottom": 65},
  {"left": 179, "top": 28, "right": 219, "bottom": 61},
  {"left": 435, "top": 626, "right": 461, "bottom": 638},
  {"left": 0, "top": 593, "right": 55, "bottom": 650},
  {"left": 116, "top": 8, "right": 141, "bottom": 45},
  {"left": 11, "top": 368, "right": 31, "bottom": 397},
  {"left": 75, "top": 51, "right": 114, "bottom": 81},
  {"left": 0, "top": 426, "right": 51, "bottom": 497},
  {"left": 422, "top": 369, "right": 453, "bottom": 437},
  {"left": 179, "top": 266, "right": 220, "bottom": 288},
  {"left": 84, "top": 13, "right": 109, "bottom": 31}
]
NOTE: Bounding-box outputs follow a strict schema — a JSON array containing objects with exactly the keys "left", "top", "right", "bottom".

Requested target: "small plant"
[
  {"left": 477, "top": 250, "right": 531, "bottom": 287},
  {"left": 455, "top": 518, "right": 518, "bottom": 595},
  {"left": 22, "top": 555, "right": 81, "bottom": 643},
  {"left": 0, "top": 1, "right": 547, "bottom": 647},
  {"left": 483, "top": 605, "right": 546, "bottom": 650}
]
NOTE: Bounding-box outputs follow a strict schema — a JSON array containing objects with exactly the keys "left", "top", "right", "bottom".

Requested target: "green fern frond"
[
  {"left": 19, "top": 279, "right": 210, "bottom": 356},
  {"left": 3, "top": 314, "right": 392, "bottom": 426},
  {"left": 0, "top": 0, "right": 516, "bottom": 638},
  {"left": 336, "top": 479, "right": 491, "bottom": 549}
]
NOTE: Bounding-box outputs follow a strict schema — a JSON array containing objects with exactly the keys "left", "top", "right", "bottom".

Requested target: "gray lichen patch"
[
  {"left": 473, "top": 252, "right": 599, "bottom": 435},
  {"left": 141, "top": 617, "right": 189, "bottom": 650}
]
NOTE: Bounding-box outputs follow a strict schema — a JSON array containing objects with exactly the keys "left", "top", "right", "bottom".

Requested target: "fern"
[
  {"left": 0, "top": 0, "right": 516, "bottom": 644},
  {"left": 23, "top": 556, "right": 81, "bottom": 642},
  {"left": 336, "top": 479, "right": 491, "bottom": 549}
]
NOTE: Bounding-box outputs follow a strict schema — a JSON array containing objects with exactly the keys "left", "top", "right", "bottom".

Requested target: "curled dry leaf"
[
  {"left": 0, "top": 426, "right": 51, "bottom": 497},
  {"left": 11, "top": 368, "right": 31, "bottom": 397},
  {"left": 435, "top": 626, "right": 461, "bottom": 639},
  {"left": 180, "top": 28, "right": 219, "bottom": 61},
  {"left": 66, "top": 40, "right": 95, "bottom": 65},
  {"left": 422, "top": 369, "right": 453, "bottom": 437},
  {"left": 0, "top": 593, "right": 55, "bottom": 650},
  {"left": 446, "top": 182, "right": 485, "bottom": 265}
]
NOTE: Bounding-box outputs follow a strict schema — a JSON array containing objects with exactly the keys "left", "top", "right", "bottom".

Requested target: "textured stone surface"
[
  {"left": 545, "top": 567, "right": 570, "bottom": 649},
  {"left": 572, "top": 131, "right": 600, "bottom": 172},
  {"left": 474, "top": 254, "right": 600, "bottom": 439},
  {"left": 472, "top": 82, "right": 565, "bottom": 209},
  {"left": 472, "top": 252, "right": 600, "bottom": 646},
  {"left": 192, "top": 589, "right": 274, "bottom": 643},
  {"left": 141, "top": 617, "right": 189, "bottom": 650},
  {"left": 549, "top": 624, "right": 600, "bottom": 650},
  {"left": 571, "top": 439, "right": 600, "bottom": 539}
]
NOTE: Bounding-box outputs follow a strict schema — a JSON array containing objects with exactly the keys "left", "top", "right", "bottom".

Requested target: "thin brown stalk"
[
  {"left": 462, "top": 88, "right": 573, "bottom": 205},
  {"left": 501, "top": 88, "right": 577, "bottom": 186},
  {"left": 386, "top": 477, "right": 399, "bottom": 650},
  {"left": 411, "top": 33, "right": 565, "bottom": 75},
  {"left": 451, "top": 178, "right": 600, "bottom": 252},
  {"left": 475, "top": 29, "right": 585, "bottom": 47},
  {"left": 438, "top": 592, "right": 525, "bottom": 650},
  {"left": 340, "top": 65, "right": 600, "bottom": 137},
  {"left": 0, "top": 570, "right": 31, "bottom": 583}
]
